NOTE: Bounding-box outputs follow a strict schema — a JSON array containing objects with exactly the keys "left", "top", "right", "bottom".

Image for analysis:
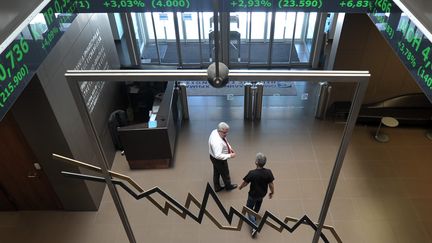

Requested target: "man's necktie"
[{"left": 223, "top": 137, "right": 232, "bottom": 153}]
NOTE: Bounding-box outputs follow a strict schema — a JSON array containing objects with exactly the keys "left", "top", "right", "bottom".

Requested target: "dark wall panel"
[
  {"left": 331, "top": 14, "right": 421, "bottom": 105},
  {"left": 11, "top": 75, "right": 96, "bottom": 210},
  {"left": 12, "top": 13, "right": 121, "bottom": 210}
]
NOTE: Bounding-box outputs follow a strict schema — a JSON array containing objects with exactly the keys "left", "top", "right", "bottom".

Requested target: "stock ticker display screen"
[
  {"left": 369, "top": 1, "right": 432, "bottom": 102},
  {"left": 0, "top": 0, "right": 77, "bottom": 120},
  {"left": 73, "top": 0, "right": 378, "bottom": 12}
]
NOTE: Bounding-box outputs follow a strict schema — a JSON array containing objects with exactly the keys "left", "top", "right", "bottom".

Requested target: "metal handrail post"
[
  {"left": 178, "top": 83, "right": 189, "bottom": 120},
  {"left": 244, "top": 82, "right": 252, "bottom": 120},
  {"left": 254, "top": 82, "right": 264, "bottom": 120}
]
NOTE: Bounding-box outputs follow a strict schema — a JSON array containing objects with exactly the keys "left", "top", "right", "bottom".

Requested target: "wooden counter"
[{"left": 118, "top": 82, "right": 181, "bottom": 169}]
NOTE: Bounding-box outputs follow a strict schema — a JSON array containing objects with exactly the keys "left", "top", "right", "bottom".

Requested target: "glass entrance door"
[
  {"left": 229, "top": 11, "right": 318, "bottom": 67},
  {"left": 176, "top": 12, "right": 213, "bottom": 66},
  {"left": 272, "top": 12, "right": 317, "bottom": 65},
  {"left": 140, "top": 12, "right": 178, "bottom": 64},
  {"left": 132, "top": 11, "right": 319, "bottom": 68}
]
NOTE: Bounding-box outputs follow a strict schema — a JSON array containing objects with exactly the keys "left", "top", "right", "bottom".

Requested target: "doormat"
[{"left": 183, "top": 81, "right": 297, "bottom": 96}]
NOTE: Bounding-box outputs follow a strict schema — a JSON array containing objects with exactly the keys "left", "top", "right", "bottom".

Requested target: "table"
[{"left": 374, "top": 116, "right": 399, "bottom": 142}]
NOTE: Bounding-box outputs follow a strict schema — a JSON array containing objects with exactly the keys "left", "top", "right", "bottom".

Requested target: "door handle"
[{"left": 27, "top": 171, "right": 39, "bottom": 178}]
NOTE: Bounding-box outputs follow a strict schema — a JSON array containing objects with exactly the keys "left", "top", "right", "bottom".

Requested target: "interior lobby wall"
[
  {"left": 14, "top": 13, "right": 122, "bottom": 210},
  {"left": 12, "top": 75, "right": 96, "bottom": 210},
  {"left": 330, "top": 13, "right": 421, "bottom": 105}
]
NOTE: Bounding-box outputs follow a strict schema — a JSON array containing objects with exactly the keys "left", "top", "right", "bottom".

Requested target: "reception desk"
[{"left": 118, "top": 82, "right": 181, "bottom": 169}]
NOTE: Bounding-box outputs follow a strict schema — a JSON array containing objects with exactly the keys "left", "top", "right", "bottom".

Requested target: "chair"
[
  {"left": 426, "top": 130, "right": 432, "bottom": 140},
  {"left": 108, "top": 110, "right": 128, "bottom": 150}
]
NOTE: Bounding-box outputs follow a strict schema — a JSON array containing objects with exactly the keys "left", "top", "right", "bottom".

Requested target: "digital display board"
[
  {"left": 0, "top": 0, "right": 77, "bottom": 120},
  {"left": 0, "top": 38, "right": 32, "bottom": 114},
  {"left": 74, "top": 0, "right": 213, "bottom": 12},
  {"left": 73, "top": 0, "right": 387, "bottom": 13},
  {"left": 368, "top": 2, "right": 432, "bottom": 102},
  {"left": 225, "top": 0, "right": 374, "bottom": 12}
]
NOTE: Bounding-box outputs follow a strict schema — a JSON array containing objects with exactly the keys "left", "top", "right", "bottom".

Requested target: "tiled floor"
[{"left": 1, "top": 84, "right": 432, "bottom": 242}]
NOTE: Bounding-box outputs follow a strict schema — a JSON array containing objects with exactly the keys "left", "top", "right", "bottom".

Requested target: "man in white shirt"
[{"left": 208, "top": 122, "right": 237, "bottom": 192}]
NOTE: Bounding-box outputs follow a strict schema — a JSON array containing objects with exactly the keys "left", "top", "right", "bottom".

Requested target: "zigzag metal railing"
[{"left": 53, "top": 154, "right": 342, "bottom": 242}]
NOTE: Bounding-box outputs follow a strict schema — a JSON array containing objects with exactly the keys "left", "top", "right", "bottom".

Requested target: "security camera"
[{"left": 207, "top": 62, "right": 229, "bottom": 88}]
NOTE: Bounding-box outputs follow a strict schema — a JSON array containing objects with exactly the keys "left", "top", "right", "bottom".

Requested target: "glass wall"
[
  {"left": 146, "top": 12, "right": 177, "bottom": 64},
  {"left": 229, "top": 11, "right": 317, "bottom": 66},
  {"left": 130, "top": 11, "right": 319, "bottom": 68},
  {"left": 131, "top": 13, "right": 146, "bottom": 54},
  {"left": 176, "top": 12, "right": 213, "bottom": 65}
]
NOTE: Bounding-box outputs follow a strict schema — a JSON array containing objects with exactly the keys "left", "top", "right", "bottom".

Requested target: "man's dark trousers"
[
  {"left": 246, "top": 195, "right": 263, "bottom": 225},
  {"left": 210, "top": 155, "right": 232, "bottom": 190}
]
